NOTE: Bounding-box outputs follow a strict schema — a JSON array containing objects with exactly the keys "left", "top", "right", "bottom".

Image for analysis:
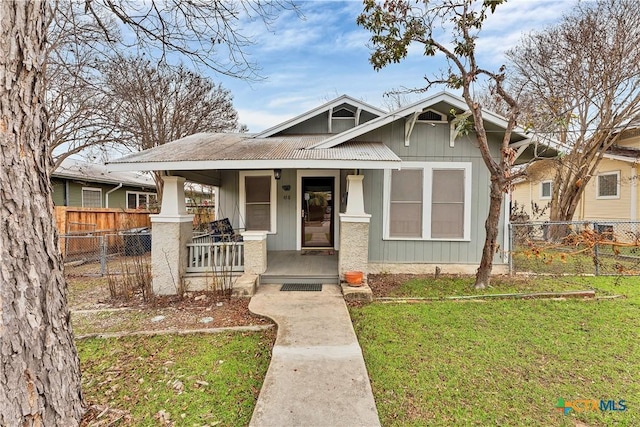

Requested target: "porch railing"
[{"left": 186, "top": 233, "right": 244, "bottom": 273}]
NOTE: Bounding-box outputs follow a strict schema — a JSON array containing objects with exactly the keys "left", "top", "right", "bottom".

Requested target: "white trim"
[
  {"left": 539, "top": 180, "right": 552, "bottom": 200},
  {"left": 596, "top": 170, "right": 621, "bottom": 199},
  {"left": 383, "top": 161, "right": 472, "bottom": 241},
  {"left": 239, "top": 171, "right": 277, "bottom": 234},
  {"left": 254, "top": 95, "right": 385, "bottom": 138},
  {"left": 106, "top": 158, "right": 401, "bottom": 172},
  {"left": 81, "top": 187, "right": 102, "bottom": 208},
  {"left": 308, "top": 91, "right": 534, "bottom": 150},
  {"left": 339, "top": 213, "right": 371, "bottom": 223},
  {"left": 296, "top": 170, "right": 341, "bottom": 251},
  {"left": 603, "top": 153, "right": 639, "bottom": 163},
  {"left": 150, "top": 214, "right": 193, "bottom": 223},
  {"left": 126, "top": 190, "right": 157, "bottom": 209}
]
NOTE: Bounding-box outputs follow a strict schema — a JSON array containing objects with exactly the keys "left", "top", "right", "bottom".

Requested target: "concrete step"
[{"left": 260, "top": 274, "right": 339, "bottom": 285}]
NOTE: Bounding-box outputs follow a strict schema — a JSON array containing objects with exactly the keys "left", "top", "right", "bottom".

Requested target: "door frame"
[{"left": 296, "top": 170, "right": 340, "bottom": 251}]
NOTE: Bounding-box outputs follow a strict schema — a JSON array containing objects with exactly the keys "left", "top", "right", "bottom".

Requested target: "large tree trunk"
[
  {"left": 475, "top": 179, "right": 504, "bottom": 290},
  {"left": 0, "top": 1, "right": 84, "bottom": 425}
]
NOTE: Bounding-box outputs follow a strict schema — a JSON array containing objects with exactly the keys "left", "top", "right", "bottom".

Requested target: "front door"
[{"left": 301, "top": 177, "right": 334, "bottom": 248}]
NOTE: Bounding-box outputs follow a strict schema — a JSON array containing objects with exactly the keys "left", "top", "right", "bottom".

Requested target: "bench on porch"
[{"left": 186, "top": 219, "right": 244, "bottom": 272}]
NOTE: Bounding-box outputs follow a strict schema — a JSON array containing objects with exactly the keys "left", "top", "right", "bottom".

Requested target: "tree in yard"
[
  {"left": 100, "top": 56, "right": 240, "bottom": 200},
  {"left": 358, "top": 0, "right": 522, "bottom": 289},
  {"left": 0, "top": 1, "right": 84, "bottom": 424},
  {"left": 507, "top": 0, "right": 640, "bottom": 222},
  {"left": 1, "top": 0, "right": 295, "bottom": 424}
]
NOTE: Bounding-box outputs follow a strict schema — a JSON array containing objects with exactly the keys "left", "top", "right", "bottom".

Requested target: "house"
[
  {"left": 53, "top": 158, "right": 157, "bottom": 209},
  {"left": 511, "top": 128, "right": 640, "bottom": 223},
  {"left": 107, "top": 92, "right": 542, "bottom": 295}
]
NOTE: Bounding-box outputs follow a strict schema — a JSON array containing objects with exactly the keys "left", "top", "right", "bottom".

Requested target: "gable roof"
[
  {"left": 54, "top": 158, "right": 155, "bottom": 189},
  {"left": 308, "top": 91, "right": 534, "bottom": 150},
  {"left": 253, "top": 95, "right": 387, "bottom": 138}
]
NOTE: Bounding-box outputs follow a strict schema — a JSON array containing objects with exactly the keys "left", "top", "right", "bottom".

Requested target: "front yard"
[{"left": 352, "top": 275, "right": 640, "bottom": 426}]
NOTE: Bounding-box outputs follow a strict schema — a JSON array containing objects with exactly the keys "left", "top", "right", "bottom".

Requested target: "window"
[
  {"left": 597, "top": 171, "right": 620, "bottom": 199},
  {"left": 82, "top": 187, "right": 102, "bottom": 208},
  {"left": 540, "top": 181, "right": 552, "bottom": 199},
  {"left": 239, "top": 171, "right": 277, "bottom": 233},
  {"left": 389, "top": 169, "right": 423, "bottom": 237},
  {"left": 126, "top": 191, "right": 157, "bottom": 209},
  {"left": 384, "top": 162, "right": 472, "bottom": 241},
  {"left": 431, "top": 169, "right": 465, "bottom": 239}
]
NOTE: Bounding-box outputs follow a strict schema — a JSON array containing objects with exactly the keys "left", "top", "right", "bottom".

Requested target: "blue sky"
[{"left": 212, "top": 1, "right": 576, "bottom": 133}]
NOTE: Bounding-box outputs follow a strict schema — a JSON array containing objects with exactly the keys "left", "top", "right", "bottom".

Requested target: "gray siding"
[
  {"left": 218, "top": 169, "right": 298, "bottom": 251},
  {"left": 281, "top": 113, "right": 329, "bottom": 134},
  {"left": 361, "top": 120, "right": 507, "bottom": 266}
]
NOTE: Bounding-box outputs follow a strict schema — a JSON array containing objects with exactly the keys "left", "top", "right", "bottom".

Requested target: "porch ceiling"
[{"left": 106, "top": 133, "right": 401, "bottom": 173}]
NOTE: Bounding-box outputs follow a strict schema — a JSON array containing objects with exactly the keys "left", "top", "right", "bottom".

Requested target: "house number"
[{"left": 283, "top": 195, "right": 291, "bottom": 200}]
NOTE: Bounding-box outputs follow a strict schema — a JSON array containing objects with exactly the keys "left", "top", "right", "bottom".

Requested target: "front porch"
[{"left": 261, "top": 250, "right": 339, "bottom": 284}]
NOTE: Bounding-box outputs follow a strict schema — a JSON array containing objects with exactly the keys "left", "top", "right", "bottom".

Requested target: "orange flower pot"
[{"left": 345, "top": 271, "right": 364, "bottom": 286}]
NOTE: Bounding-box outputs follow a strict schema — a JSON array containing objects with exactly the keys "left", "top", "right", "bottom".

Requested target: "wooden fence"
[{"left": 55, "top": 206, "right": 151, "bottom": 235}]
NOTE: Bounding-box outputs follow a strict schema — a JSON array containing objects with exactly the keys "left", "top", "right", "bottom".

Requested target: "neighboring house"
[
  {"left": 52, "top": 158, "right": 157, "bottom": 210},
  {"left": 108, "top": 92, "right": 543, "bottom": 295},
  {"left": 511, "top": 128, "right": 640, "bottom": 222}
]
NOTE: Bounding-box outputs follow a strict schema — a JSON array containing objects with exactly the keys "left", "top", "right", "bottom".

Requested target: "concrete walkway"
[{"left": 248, "top": 284, "right": 381, "bottom": 427}]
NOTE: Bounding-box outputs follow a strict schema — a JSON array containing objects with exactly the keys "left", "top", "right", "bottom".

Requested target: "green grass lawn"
[
  {"left": 77, "top": 331, "right": 274, "bottom": 426},
  {"left": 352, "top": 276, "right": 640, "bottom": 426}
]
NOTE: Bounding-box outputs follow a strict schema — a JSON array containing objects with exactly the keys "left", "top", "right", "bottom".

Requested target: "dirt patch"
[
  {"left": 367, "top": 273, "right": 424, "bottom": 297},
  {"left": 68, "top": 276, "right": 272, "bottom": 333}
]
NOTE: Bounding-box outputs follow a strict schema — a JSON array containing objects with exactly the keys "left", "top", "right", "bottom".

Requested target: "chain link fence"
[
  {"left": 60, "top": 228, "right": 151, "bottom": 277},
  {"left": 510, "top": 220, "right": 640, "bottom": 276}
]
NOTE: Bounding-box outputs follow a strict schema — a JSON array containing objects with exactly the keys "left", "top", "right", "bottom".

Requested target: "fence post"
[
  {"left": 593, "top": 221, "right": 600, "bottom": 276},
  {"left": 100, "top": 236, "right": 107, "bottom": 276},
  {"left": 508, "top": 223, "right": 514, "bottom": 275}
]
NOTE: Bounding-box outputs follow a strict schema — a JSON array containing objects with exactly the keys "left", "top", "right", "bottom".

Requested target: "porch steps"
[{"left": 259, "top": 274, "right": 339, "bottom": 285}]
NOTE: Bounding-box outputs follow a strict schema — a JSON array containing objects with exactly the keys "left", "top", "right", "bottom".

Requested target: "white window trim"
[
  {"left": 383, "top": 161, "right": 472, "bottom": 241},
  {"left": 126, "top": 190, "right": 157, "bottom": 209},
  {"left": 239, "top": 171, "right": 277, "bottom": 234},
  {"left": 81, "top": 187, "right": 102, "bottom": 208},
  {"left": 539, "top": 180, "right": 552, "bottom": 200},
  {"left": 596, "top": 171, "right": 620, "bottom": 199}
]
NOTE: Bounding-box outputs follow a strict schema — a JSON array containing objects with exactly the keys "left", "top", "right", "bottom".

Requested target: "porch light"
[{"left": 274, "top": 169, "right": 282, "bottom": 180}]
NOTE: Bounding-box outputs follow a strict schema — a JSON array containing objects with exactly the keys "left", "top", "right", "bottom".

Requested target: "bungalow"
[{"left": 107, "top": 92, "right": 542, "bottom": 295}]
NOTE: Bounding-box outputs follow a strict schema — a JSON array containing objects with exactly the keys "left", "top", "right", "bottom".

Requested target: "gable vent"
[
  {"left": 332, "top": 108, "right": 355, "bottom": 118},
  {"left": 418, "top": 110, "right": 446, "bottom": 121}
]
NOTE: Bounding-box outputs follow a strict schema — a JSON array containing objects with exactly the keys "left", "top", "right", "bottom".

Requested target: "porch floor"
[{"left": 261, "top": 250, "right": 339, "bottom": 284}]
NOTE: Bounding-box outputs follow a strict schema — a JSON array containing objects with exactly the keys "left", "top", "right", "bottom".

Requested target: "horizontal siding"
[
  {"left": 281, "top": 113, "right": 328, "bottom": 134},
  {"left": 583, "top": 159, "right": 633, "bottom": 220}
]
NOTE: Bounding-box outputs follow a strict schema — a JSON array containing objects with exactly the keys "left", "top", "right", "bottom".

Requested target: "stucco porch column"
[
  {"left": 241, "top": 231, "right": 268, "bottom": 275},
  {"left": 339, "top": 175, "right": 371, "bottom": 282},
  {"left": 150, "top": 176, "right": 193, "bottom": 295}
]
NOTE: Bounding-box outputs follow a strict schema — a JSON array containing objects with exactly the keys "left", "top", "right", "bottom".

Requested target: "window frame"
[
  {"left": 383, "top": 162, "right": 472, "bottom": 241},
  {"left": 126, "top": 190, "right": 157, "bottom": 209},
  {"left": 81, "top": 187, "right": 102, "bottom": 208},
  {"left": 540, "top": 180, "right": 553, "bottom": 200},
  {"left": 239, "top": 170, "right": 277, "bottom": 234},
  {"left": 596, "top": 171, "right": 620, "bottom": 199}
]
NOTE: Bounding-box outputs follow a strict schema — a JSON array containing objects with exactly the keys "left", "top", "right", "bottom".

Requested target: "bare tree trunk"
[
  {"left": 0, "top": 1, "right": 84, "bottom": 425},
  {"left": 475, "top": 179, "right": 503, "bottom": 289}
]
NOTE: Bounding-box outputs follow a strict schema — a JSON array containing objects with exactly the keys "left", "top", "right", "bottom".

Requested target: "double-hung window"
[
  {"left": 239, "top": 171, "right": 277, "bottom": 233},
  {"left": 384, "top": 162, "right": 472, "bottom": 241},
  {"left": 597, "top": 171, "right": 620, "bottom": 199}
]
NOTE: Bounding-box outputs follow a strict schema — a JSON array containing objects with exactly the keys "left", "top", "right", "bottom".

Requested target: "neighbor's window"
[
  {"left": 540, "top": 181, "right": 552, "bottom": 199},
  {"left": 385, "top": 162, "right": 471, "bottom": 240},
  {"left": 127, "top": 191, "right": 157, "bottom": 209},
  {"left": 82, "top": 187, "right": 102, "bottom": 208},
  {"left": 240, "top": 171, "right": 277, "bottom": 233},
  {"left": 389, "top": 169, "right": 423, "bottom": 238},
  {"left": 597, "top": 172, "right": 620, "bottom": 198}
]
